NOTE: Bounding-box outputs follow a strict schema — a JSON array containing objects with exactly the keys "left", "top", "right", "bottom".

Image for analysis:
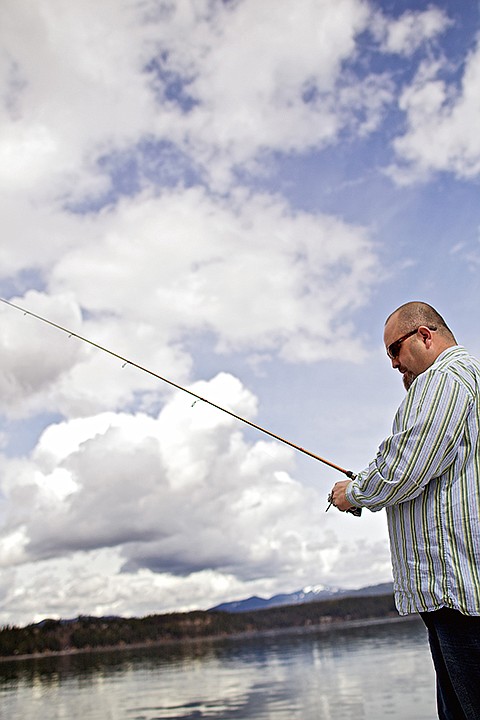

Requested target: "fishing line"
[{"left": 0, "top": 296, "right": 359, "bottom": 493}]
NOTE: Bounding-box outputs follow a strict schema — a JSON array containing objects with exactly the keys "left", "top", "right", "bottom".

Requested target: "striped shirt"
[{"left": 346, "top": 346, "right": 480, "bottom": 616}]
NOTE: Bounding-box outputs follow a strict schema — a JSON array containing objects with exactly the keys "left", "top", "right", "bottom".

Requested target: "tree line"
[{"left": 0, "top": 593, "right": 398, "bottom": 658}]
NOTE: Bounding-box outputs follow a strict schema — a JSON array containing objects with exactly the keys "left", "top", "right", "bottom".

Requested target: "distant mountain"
[
  {"left": 210, "top": 582, "right": 394, "bottom": 613},
  {"left": 1, "top": 591, "right": 400, "bottom": 659}
]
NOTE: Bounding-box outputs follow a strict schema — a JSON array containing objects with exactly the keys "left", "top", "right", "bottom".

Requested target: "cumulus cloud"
[
  {"left": 0, "top": 0, "right": 394, "bottom": 204},
  {"left": 0, "top": 291, "right": 85, "bottom": 416},
  {"left": 0, "top": 0, "right": 470, "bottom": 209},
  {"left": 0, "top": 291, "right": 191, "bottom": 419},
  {"left": 371, "top": 6, "right": 451, "bottom": 57},
  {"left": 0, "top": 0, "right": 157, "bottom": 194},
  {"left": 388, "top": 38, "right": 480, "bottom": 183},
  {"left": 0, "top": 188, "right": 379, "bottom": 421},
  {"left": 0, "top": 372, "right": 395, "bottom": 626},
  {"left": 0, "top": 375, "right": 310, "bottom": 572},
  {"left": 0, "top": 349, "right": 395, "bottom": 625},
  {"left": 50, "top": 188, "right": 379, "bottom": 360},
  {"left": 150, "top": 0, "right": 391, "bottom": 185}
]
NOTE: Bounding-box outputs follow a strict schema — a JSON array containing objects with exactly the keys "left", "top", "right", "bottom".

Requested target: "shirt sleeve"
[{"left": 345, "top": 367, "right": 472, "bottom": 511}]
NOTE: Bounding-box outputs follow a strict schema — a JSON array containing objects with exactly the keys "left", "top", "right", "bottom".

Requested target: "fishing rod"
[{"left": 0, "top": 296, "right": 361, "bottom": 515}]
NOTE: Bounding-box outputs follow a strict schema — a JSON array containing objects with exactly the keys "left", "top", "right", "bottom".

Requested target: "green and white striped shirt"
[{"left": 346, "top": 346, "right": 480, "bottom": 616}]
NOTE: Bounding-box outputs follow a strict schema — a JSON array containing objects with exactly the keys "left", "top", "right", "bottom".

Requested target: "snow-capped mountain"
[{"left": 210, "top": 582, "right": 394, "bottom": 613}]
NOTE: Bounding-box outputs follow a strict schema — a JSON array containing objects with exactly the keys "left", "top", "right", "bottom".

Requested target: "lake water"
[{"left": 0, "top": 616, "right": 437, "bottom": 719}]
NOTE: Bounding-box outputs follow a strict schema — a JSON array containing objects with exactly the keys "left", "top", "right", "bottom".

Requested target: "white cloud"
[
  {"left": 0, "top": 289, "right": 194, "bottom": 419},
  {"left": 0, "top": 195, "right": 96, "bottom": 277},
  {"left": 0, "top": 291, "right": 87, "bottom": 417},
  {"left": 0, "top": 0, "right": 158, "bottom": 195},
  {"left": 0, "top": 185, "right": 379, "bottom": 421},
  {"left": 0, "top": 372, "right": 392, "bottom": 625},
  {"left": 0, "top": 0, "right": 385, "bottom": 420},
  {"left": 371, "top": 6, "right": 451, "bottom": 57},
  {"left": 0, "top": 0, "right": 395, "bottom": 202},
  {"left": 388, "top": 38, "right": 480, "bottom": 183},
  {"left": 50, "top": 188, "right": 379, "bottom": 362},
  {"left": 148, "top": 0, "right": 394, "bottom": 187},
  {"left": 0, "top": 0, "right": 467, "bottom": 209},
  {"left": 0, "top": 376, "right": 303, "bottom": 572}
]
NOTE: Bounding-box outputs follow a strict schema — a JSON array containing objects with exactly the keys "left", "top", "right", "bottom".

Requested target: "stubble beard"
[{"left": 403, "top": 371, "right": 417, "bottom": 391}]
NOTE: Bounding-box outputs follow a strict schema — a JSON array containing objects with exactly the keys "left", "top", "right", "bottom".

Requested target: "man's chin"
[{"left": 403, "top": 371, "right": 417, "bottom": 390}]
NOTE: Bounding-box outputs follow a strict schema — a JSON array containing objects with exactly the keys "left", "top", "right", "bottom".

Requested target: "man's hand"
[{"left": 330, "top": 479, "right": 356, "bottom": 512}]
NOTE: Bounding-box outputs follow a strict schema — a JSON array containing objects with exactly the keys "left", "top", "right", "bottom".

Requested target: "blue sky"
[{"left": 0, "top": 0, "right": 480, "bottom": 626}]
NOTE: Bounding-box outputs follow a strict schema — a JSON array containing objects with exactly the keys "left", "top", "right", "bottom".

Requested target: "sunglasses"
[{"left": 387, "top": 326, "right": 437, "bottom": 360}]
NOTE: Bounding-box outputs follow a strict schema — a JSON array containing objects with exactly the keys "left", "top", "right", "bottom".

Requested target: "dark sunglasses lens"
[{"left": 389, "top": 341, "right": 400, "bottom": 359}]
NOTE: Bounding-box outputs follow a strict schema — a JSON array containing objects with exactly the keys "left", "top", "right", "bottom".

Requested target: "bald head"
[
  {"left": 384, "top": 302, "right": 457, "bottom": 387},
  {"left": 386, "top": 302, "right": 457, "bottom": 344}
]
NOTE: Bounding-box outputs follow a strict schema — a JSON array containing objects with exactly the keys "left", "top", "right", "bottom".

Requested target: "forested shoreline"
[{"left": 0, "top": 593, "right": 399, "bottom": 660}]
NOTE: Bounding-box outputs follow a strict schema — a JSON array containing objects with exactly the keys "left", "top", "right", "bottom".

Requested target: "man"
[{"left": 331, "top": 301, "right": 480, "bottom": 720}]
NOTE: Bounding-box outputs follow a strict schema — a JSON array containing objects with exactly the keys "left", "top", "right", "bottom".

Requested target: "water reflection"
[{"left": 0, "top": 617, "right": 436, "bottom": 719}]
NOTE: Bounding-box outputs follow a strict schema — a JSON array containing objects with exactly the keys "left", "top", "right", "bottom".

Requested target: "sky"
[{"left": 1, "top": 0, "right": 480, "bottom": 628}]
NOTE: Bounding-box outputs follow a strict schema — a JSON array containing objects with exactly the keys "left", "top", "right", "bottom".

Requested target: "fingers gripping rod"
[{"left": 0, "top": 297, "right": 358, "bottom": 484}]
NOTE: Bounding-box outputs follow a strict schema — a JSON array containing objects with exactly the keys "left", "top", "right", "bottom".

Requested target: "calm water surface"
[{"left": 0, "top": 617, "right": 436, "bottom": 719}]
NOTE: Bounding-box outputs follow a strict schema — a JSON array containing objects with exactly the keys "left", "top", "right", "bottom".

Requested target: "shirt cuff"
[{"left": 345, "top": 481, "right": 359, "bottom": 507}]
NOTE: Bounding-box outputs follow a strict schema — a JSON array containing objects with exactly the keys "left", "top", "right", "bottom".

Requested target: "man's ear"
[{"left": 418, "top": 326, "right": 434, "bottom": 347}]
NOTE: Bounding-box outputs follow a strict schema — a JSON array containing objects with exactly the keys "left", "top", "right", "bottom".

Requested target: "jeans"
[{"left": 420, "top": 608, "right": 480, "bottom": 720}]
